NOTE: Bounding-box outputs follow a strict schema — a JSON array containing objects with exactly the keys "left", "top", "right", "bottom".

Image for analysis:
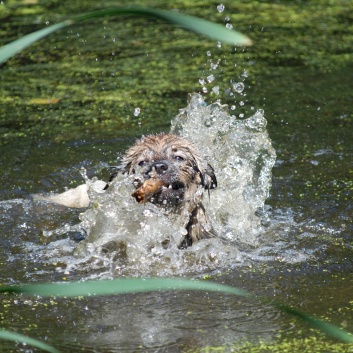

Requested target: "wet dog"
[
  {"left": 37, "top": 134, "right": 217, "bottom": 249},
  {"left": 105, "top": 134, "right": 217, "bottom": 248}
]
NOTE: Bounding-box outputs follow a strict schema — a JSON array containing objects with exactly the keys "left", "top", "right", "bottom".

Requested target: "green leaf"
[
  {"left": 274, "top": 302, "right": 353, "bottom": 344},
  {"left": 0, "top": 329, "right": 60, "bottom": 353},
  {"left": 0, "top": 21, "right": 71, "bottom": 65},
  {"left": 0, "top": 278, "right": 250, "bottom": 297},
  {"left": 0, "top": 7, "right": 252, "bottom": 65},
  {"left": 74, "top": 7, "right": 252, "bottom": 46},
  {"left": 1, "top": 278, "right": 353, "bottom": 343}
]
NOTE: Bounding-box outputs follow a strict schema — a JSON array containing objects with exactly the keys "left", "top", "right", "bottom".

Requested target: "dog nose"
[{"left": 153, "top": 161, "right": 168, "bottom": 175}]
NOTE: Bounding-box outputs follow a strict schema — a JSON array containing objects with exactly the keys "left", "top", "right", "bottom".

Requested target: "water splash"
[
  {"left": 61, "top": 93, "right": 276, "bottom": 277},
  {"left": 217, "top": 4, "right": 225, "bottom": 13},
  {"left": 233, "top": 82, "right": 245, "bottom": 93},
  {"left": 171, "top": 94, "right": 276, "bottom": 246},
  {"left": 134, "top": 107, "right": 141, "bottom": 116}
]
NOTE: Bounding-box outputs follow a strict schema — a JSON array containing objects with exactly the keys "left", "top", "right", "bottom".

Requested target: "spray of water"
[
  {"left": 171, "top": 94, "right": 276, "bottom": 245},
  {"left": 60, "top": 93, "right": 277, "bottom": 277}
]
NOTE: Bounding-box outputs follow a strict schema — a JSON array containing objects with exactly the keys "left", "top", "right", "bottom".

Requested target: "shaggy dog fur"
[
  {"left": 37, "top": 134, "right": 218, "bottom": 249},
  {"left": 106, "top": 134, "right": 217, "bottom": 248}
]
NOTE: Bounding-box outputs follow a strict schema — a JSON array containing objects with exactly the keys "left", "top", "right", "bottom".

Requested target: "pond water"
[{"left": 1, "top": 1, "right": 353, "bottom": 352}]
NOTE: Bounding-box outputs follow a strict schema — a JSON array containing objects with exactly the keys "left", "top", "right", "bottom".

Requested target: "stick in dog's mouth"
[
  {"left": 131, "top": 178, "right": 185, "bottom": 204},
  {"left": 131, "top": 178, "right": 165, "bottom": 204}
]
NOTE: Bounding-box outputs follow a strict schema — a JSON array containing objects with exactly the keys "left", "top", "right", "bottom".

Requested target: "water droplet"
[
  {"left": 226, "top": 23, "right": 233, "bottom": 30},
  {"left": 239, "top": 113, "right": 244, "bottom": 118},
  {"left": 317, "top": 107, "right": 321, "bottom": 110},
  {"left": 134, "top": 108, "right": 141, "bottom": 116},
  {"left": 212, "top": 86, "right": 220, "bottom": 94},
  {"left": 245, "top": 109, "right": 267, "bottom": 131},
  {"left": 233, "top": 82, "right": 244, "bottom": 93},
  {"left": 239, "top": 101, "right": 245, "bottom": 106},
  {"left": 210, "top": 59, "right": 221, "bottom": 70},
  {"left": 207, "top": 74, "right": 215, "bottom": 83},
  {"left": 225, "top": 16, "right": 230, "bottom": 21},
  {"left": 217, "top": 4, "right": 225, "bottom": 12},
  {"left": 45, "top": 21, "right": 50, "bottom": 25},
  {"left": 241, "top": 70, "right": 249, "bottom": 78},
  {"left": 199, "top": 78, "right": 206, "bottom": 85},
  {"left": 202, "top": 87, "right": 208, "bottom": 93},
  {"left": 217, "top": 41, "right": 222, "bottom": 48},
  {"left": 231, "top": 105, "right": 236, "bottom": 110},
  {"left": 206, "top": 51, "right": 212, "bottom": 57}
]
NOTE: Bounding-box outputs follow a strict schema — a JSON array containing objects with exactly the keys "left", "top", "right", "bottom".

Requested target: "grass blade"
[
  {"left": 0, "top": 21, "right": 71, "bottom": 65},
  {"left": 74, "top": 7, "right": 252, "bottom": 46},
  {"left": 274, "top": 302, "right": 353, "bottom": 344},
  {"left": 0, "top": 6, "right": 251, "bottom": 65},
  {"left": 0, "top": 278, "right": 250, "bottom": 297},
  {"left": 0, "top": 329, "right": 60, "bottom": 353},
  {"left": 1, "top": 278, "right": 353, "bottom": 343}
]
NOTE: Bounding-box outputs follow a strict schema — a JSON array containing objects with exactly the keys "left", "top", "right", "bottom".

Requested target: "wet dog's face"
[{"left": 122, "top": 134, "right": 216, "bottom": 206}]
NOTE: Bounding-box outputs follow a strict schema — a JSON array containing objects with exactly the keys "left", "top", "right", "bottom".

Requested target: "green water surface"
[{"left": 1, "top": 1, "right": 353, "bottom": 352}]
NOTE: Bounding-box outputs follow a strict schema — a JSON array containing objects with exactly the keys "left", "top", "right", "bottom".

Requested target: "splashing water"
[
  {"left": 57, "top": 93, "right": 276, "bottom": 277},
  {"left": 171, "top": 94, "right": 276, "bottom": 245}
]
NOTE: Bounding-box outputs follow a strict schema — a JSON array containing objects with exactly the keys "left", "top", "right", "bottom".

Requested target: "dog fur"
[
  {"left": 36, "top": 134, "right": 217, "bottom": 249},
  {"left": 106, "top": 134, "right": 217, "bottom": 248}
]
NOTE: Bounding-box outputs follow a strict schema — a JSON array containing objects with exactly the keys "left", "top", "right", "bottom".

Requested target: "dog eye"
[
  {"left": 174, "top": 155, "right": 184, "bottom": 162},
  {"left": 138, "top": 160, "right": 148, "bottom": 167}
]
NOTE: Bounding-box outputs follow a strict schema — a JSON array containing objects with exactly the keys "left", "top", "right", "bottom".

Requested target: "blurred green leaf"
[
  {"left": 0, "top": 7, "right": 251, "bottom": 65},
  {"left": 0, "top": 277, "right": 249, "bottom": 297},
  {"left": 0, "top": 329, "right": 60, "bottom": 353},
  {"left": 2, "top": 277, "right": 353, "bottom": 343}
]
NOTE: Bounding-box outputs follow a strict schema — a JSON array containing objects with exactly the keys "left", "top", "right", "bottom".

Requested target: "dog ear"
[
  {"left": 193, "top": 163, "right": 217, "bottom": 190},
  {"left": 203, "top": 163, "right": 217, "bottom": 189}
]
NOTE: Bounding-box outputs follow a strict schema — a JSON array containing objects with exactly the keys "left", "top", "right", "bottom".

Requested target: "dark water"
[{"left": 1, "top": 1, "right": 353, "bottom": 352}]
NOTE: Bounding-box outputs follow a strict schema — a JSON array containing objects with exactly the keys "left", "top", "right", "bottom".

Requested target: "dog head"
[{"left": 122, "top": 134, "right": 217, "bottom": 206}]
